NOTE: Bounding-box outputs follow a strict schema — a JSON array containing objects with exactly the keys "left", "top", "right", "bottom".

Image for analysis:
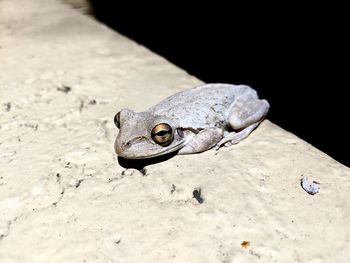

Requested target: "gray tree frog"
[{"left": 114, "top": 83, "right": 269, "bottom": 159}]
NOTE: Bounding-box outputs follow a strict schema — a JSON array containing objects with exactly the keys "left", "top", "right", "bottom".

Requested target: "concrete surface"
[{"left": 0, "top": 0, "right": 349, "bottom": 262}]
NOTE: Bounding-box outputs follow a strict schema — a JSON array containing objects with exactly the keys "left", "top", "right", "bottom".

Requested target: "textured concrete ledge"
[{"left": 1, "top": 1, "right": 349, "bottom": 262}]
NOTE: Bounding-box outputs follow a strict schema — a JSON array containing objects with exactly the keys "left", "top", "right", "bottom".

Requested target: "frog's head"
[{"left": 114, "top": 109, "right": 188, "bottom": 159}]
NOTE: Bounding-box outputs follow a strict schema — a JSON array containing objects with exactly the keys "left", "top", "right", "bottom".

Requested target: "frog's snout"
[
  {"left": 115, "top": 138, "right": 136, "bottom": 157},
  {"left": 114, "top": 139, "right": 124, "bottom": 156}
]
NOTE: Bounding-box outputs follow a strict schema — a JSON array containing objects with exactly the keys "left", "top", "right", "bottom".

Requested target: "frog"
[{"left": 114, "top": 83, "right": 269, "bottom": 159}]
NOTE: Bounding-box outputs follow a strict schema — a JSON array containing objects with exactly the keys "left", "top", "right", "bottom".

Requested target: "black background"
[{"left": 89, "top": 2, "right": 349, "bottom": 166}]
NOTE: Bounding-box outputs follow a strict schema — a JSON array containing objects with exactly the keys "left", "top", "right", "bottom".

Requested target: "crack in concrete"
[
  {"left": 0, "top": 189, "right": 65, "bottom": 242},
  {"left": 0, "top": 174, "right": 66, "bottom": 242},
  {"left": 0, "top": 220, "right": 12, "bottom": 240},
  {"left": 51, "top": 172, "right": 66, "bottom": 207},
  {"left": 52, "top": 188, "right": 65, "bottom": 207},
  {"left": 0, "top": 216, "right": 20, "bottom": 242}
]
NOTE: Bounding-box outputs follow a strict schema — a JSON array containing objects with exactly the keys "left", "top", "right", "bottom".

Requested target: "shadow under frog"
[{"left": 117, "top": 151, "right": 178, "bottom": 171}]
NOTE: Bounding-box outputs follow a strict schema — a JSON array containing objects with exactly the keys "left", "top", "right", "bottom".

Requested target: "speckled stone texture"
[{"left": 0, "top": 1, "right": 349, "bottom": 262}]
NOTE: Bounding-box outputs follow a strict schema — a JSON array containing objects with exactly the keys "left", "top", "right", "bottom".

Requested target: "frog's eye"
[
  {"left": 114, "top": 112, "right": 121, "bottom": 128},
  {"left": 151, "top": 123, "right": 173, "bottom": 146}
]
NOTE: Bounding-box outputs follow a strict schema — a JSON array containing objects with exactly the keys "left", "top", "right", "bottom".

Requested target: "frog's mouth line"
[{"left": 127, "top": 140, "right": 188, "bottom": 159}]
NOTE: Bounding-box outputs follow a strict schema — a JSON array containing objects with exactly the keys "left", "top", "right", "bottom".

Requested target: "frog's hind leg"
[{"left": 216, "top": 95, "right": 269, "bottom": 148}]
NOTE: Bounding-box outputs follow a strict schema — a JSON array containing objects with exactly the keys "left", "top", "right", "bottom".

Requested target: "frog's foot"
[
  {"left": 215, "top": 123, "right": 259, "bottom": 149},
  {"left": 178, "top": 127, "right": 223, "bottom": 155}
]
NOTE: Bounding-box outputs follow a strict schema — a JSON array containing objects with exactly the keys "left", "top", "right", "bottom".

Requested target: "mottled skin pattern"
[{"left": 114, "top": 84, "right": 269, "bottom": 159}]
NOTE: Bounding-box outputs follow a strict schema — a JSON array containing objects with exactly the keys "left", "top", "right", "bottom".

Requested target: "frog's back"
[{"left": 148, "top": 84, "right": 255, "bottom": 128}]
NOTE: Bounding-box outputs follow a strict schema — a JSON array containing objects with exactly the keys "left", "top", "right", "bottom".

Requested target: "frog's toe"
[
  {"left": 224, "top": 141, "right": 233, "bottom": 147},
  {"left": 217, "top": 122, "right": 260, "bottom": 148}
]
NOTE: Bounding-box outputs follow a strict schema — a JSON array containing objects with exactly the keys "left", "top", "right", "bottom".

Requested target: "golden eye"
[
  {"left": 114, "top": 112, "right": 120, "bottom": 128},
  {"left": 151, "top": 123, "right": 173, "bottom": 146}
]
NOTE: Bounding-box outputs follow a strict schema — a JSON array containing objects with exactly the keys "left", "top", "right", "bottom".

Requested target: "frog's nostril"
[{"left": 121, "top": 141, "right": 132, "bottom": 149}]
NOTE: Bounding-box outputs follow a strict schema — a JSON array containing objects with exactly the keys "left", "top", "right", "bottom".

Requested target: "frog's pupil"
[{"left": 156, "top": 130, "right": 169, "bottom": 137}]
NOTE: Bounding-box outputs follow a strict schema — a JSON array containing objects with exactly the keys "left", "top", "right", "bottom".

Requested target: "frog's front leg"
[
  {"left": 217, "top": 95, "right": 269, "bottom": 148},
  {"left": 178, "top": 128, "right": 223, "bottom": 154}
]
